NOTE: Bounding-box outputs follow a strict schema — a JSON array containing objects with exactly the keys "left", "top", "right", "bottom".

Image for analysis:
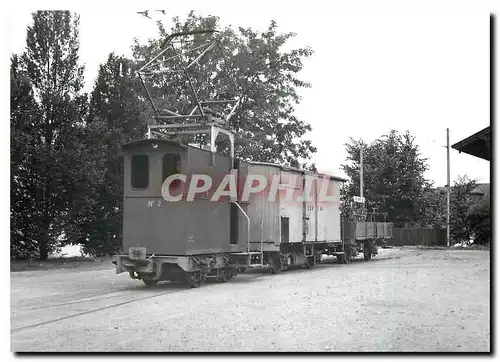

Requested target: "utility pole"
[{"left": 446, "top": 128, "right": 450, "bottom": 247}]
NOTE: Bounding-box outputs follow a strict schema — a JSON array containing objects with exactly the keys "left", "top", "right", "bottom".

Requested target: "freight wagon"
[
  {"left": 232, "top": 160, "right": 346, "bottom": 273},
  {"left": 341, "top": 221, "right": 394, "bottom": 262}
]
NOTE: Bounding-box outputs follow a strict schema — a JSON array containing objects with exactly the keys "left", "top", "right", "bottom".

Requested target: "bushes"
[{"left": 468, "top": 201, "right": 490, "bottom": 245}]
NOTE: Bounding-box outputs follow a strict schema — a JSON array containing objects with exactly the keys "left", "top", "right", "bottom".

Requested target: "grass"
[{"left": 10, "top": 255, "right": 114, "bottom": 272}]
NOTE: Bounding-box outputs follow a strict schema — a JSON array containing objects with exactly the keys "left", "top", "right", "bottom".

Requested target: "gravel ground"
[{"left": 11, "top": 247, "right": 490, "bottom": 352}]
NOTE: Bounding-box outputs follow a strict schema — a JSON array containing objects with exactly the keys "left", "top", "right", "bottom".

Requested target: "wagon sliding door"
[{"left": 279, "top": 170, "right": 303, "bottom": 243}]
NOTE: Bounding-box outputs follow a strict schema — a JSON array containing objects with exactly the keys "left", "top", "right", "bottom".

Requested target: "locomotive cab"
[
  {"left": 121, "top": 138, "right": 244, "bottom": 255},
  {"left": 121, "top": 138, "right": 187, "bottom": 256}
]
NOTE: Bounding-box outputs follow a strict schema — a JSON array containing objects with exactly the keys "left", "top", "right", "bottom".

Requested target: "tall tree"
[
  {"left": 10, "top": 55, "right": 41, "bottom": 259},
  {"left": 341, "top": 130, "right": 433, "bottom": 227},
  {"left": 132, "top": 12, "right": 317, "bottom": 167},
  {"left": 81, "top": 54, "right": 147, "bottom": 255},
  {"left": 11, "top": 11, "right": 94, "bottom": 260}
]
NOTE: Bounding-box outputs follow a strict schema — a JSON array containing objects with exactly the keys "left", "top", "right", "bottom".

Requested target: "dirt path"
[{"left": 11, "top": 247, "right": 490, "bottom": 352}]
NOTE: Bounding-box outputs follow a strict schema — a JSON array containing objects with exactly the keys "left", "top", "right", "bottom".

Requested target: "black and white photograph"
[{"left": 7, "top": 0, "right": 494, "bottom": 354}]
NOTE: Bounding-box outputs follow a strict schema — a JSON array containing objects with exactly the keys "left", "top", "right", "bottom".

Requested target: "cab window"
[
  {"left": 131, "top": 154, "right": 149, "bottom": 189},
  {"left": 162, "top": 153, "right": 181, "bottom": 187}
]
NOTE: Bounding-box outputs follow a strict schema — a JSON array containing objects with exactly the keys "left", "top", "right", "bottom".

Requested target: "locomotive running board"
[{"left": 229, "top": 252, "right": 263, "bottom": 255}]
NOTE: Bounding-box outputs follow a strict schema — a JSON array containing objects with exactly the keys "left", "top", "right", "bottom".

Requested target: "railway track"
[{"left": 11, "top": 273, "right": 271, "bottom": 334}]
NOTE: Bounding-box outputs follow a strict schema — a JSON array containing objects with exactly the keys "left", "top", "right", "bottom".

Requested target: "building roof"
[
  {"left": 451, "top": 126, "right": 491, "bottom": 161},
  {"left": 435, "top": 183, "right": 490, "bottom": 196},
  {"left": 470, "top": 183, "right": 490, "bottom": 196}
]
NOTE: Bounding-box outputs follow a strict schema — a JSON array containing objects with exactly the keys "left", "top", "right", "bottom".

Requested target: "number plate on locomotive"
[{"left": 129, "top": 247, "right": 147, "bottom": 260}]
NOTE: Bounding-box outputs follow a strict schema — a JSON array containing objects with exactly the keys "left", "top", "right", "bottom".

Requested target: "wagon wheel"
[
  {"left": 305, "top": 256, "right": 315, "bottom": 269},
  {"left": 225, "top": 268, "right": 234, "bottom": 280},
  {"left": 186, "top": 271, "right": 205, "bottom": 288},
  {"left": 269, "top": 255, "right": 281, "bottom": 274},
  {"left": 218, "top": 268, "right": 232, "bottom": 283},
  {"left": 142, "top": 278, "right": 158, "bottom": 286},
  {"left": 363, "top": 241, "right": 372, "bottom": 261},
  {"left": 343, "top": 248, "right": 351, "bottom": 264},
  {"left": 280, "top": 255, "right": 289, "bottom": 271}
]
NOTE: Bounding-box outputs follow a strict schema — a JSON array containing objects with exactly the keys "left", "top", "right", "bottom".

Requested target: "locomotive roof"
[
  {"left": 121, "top": 138, "right": 188, "bottom": 150},
  {"left": 245, "top": 160, "right": 347, "bottom": 182},
  {"left": 121, "top": 139, "right": 347, "bottom": 182}
]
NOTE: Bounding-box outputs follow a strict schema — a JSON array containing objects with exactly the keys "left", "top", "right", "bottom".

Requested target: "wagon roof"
[
  {"left": 121, "top": 138, "right": 188, "bottom": 150},
  {"left": 245, "top": 160, "right": 347, "bottom": 182}
]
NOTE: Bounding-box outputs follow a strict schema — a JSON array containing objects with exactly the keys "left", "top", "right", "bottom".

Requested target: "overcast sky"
[{"left": 7, "top": 0, "right": 495, "bottom": 186}]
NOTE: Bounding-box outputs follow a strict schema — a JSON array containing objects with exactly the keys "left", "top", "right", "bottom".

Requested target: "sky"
[{"left": 6, "top": 0, "right": 495, "bottom": 187}]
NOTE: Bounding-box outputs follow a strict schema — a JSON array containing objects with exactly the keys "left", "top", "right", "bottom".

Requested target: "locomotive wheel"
[
  {"left": 186, "top": 271, "right": 205, "bottom": 288},
  {"left": 363, "top": 242, "right": 372, "bottom": 261},
  {"left": 142, "top": 278, "right": 158, "bottom": 286}
]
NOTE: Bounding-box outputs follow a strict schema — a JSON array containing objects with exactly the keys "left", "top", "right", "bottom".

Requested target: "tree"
[
  {"left": 131, "top": 12, "right": 317, "bottom": 167},
  {"left": 468, "top": 199, "right": 490, "bottom": 245},
  {"left": 81, "top": 54, "right": 147, "bottom": 255},
  {"left": 11, "top": 11, "right": 95, "bottom": 260},
  {"left": 10, "top": 55, "right": 41, "bottom": 259},
  {"left": 341, "top": 130, "right": 433, "bottom": 227},
  {"left": 449, "top": 175, "right": 478, "bottom": 243}
]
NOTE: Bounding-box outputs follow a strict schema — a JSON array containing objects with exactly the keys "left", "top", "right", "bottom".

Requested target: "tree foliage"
[
  {"left": 11, "top": 55, "right": 41, "bottom": 259},
  {"left": 81, "top": 54, "right": 147, "bottom": 255},
  {"left": 11, "top": 11, "right": 97, "bottom": 260},
  {"left": 468, "top": 200, "right": 490, "bottom": 245},
  {"left": 449, "top": 175, "right": 477, "bottom": 243},
  {"left": 132, "top": 12, "right": 317, "bottom": 168},
  {"left": 341, "top": 130, "right": 433, "bottom": 227},
  {"left": 11, "top": 11, "right": 318, "bottom": 259}
]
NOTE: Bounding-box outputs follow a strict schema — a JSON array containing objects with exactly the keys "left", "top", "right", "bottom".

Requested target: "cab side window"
[
  {"left": 131, "top": 154, "right": 149, "bottom": 189},
  {"left": 162, "top": 153, "right": 181, "bottom": 187}
]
